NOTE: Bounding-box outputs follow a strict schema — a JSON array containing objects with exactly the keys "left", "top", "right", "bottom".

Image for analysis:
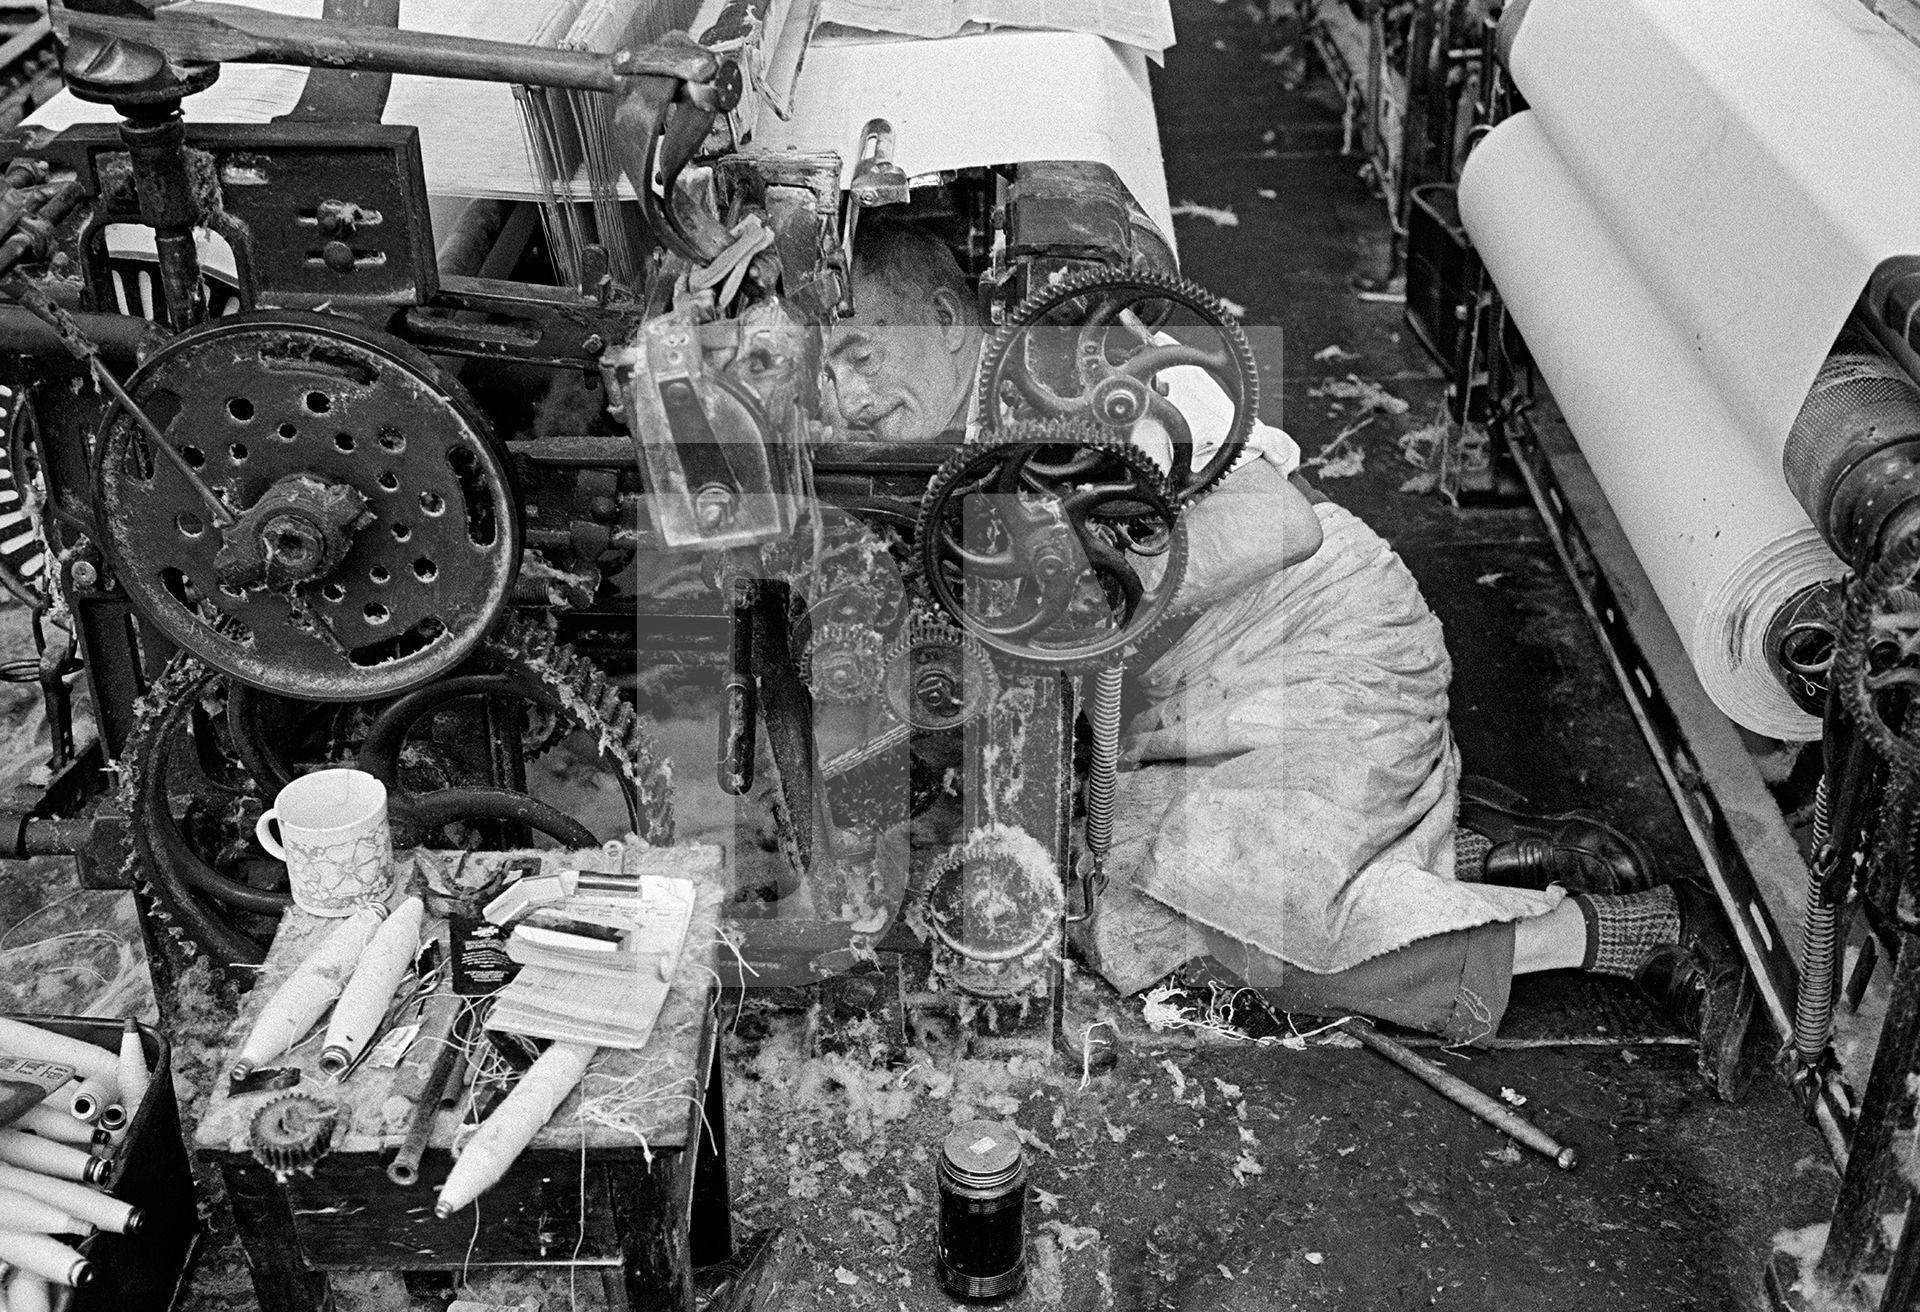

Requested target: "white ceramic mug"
[{"left": 255, "top": 768, "right": 394, "bottom": 916}]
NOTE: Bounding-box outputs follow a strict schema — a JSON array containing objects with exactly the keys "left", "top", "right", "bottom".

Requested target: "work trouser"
[{"left": 1198, "top": 920, "right": 1516, "bottom": 1047}]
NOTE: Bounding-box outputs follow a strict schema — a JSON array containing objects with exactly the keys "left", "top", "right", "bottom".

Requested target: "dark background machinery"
[{"left": 0, "top": 0, "right": 1261, "bottom": 1088}]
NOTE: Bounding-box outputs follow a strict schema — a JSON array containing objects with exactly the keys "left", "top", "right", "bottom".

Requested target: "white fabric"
[
  {"left": 33, "top": 5, "right": 1179, "bottom": 240},
  {"left": 1506, "top": 0, "right": 1920, "bottom": 447},
  {"left": 1131, "top": 353, "right": 1299, "bottom": 479},
  {"left": 1458, "top": 0, "right": 1920, "bottom": 738},
  {"left": 31, "top": 1, "right": 552, "bottom": 200},
  {"left": 757, "top": 29, "right": 1177, "bottom": 244},
  {"left": 1103, "top": 502, "right": 1561, "bottom": 978},
  {"left": 1460, "top": 112, "right": 1845, "bottom": 740}
]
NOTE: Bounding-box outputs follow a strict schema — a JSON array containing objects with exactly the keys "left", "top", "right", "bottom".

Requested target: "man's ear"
[{"left": 930, "top": 287, "right": 972, "bottom": 353}]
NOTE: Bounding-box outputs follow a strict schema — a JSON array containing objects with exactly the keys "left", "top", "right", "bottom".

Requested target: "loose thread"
[
  {"left": 1079, "top": 1021, "right": 1117, "bottom": 1090},
  {"left": 1141, "top": 980, "right": 1358, "bottom": 1050},
  {"left": 570, "top": 1127, "right": 587, "bottom": 1312},
  {"left": 460, "top": 1198, "right": 481, "bottom": 1289},
  {"left": 713, "top": 923, "right": 760, "bottom": 992}
]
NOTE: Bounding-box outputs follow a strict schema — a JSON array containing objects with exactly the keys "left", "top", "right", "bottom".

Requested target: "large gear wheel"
[
  {"left": 119, "top": 615, "right": 672, "bottom": 975},
  {"left": 93, "top": 310, "right": 521, "bottom": 701},
  {"left": 916, "top": 420, "right": 1186, "bottom": 671},
  {"left": 977, "top": 266, "right": 1259, "bottom": 502}
]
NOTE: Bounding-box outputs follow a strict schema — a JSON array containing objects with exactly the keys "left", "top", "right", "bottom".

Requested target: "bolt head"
[
  {"left": 69, "top": 560, "right": 98, "bottom": 588},
  {"left": 693, "top": 485, "right": 734, "bottom": 529}
]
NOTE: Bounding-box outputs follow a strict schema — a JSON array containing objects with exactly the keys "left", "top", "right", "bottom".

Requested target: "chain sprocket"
[
  {"left": 976, "top": 266, "right": 1258, "bottom": 502},
  {"left": 93, "top": 310, "right": 520, "bottom": 701},
  {"left": 919, "top": 826, "right": 1064, "bottom": 1000},
  {"left": 119, "top": 614, "right": 672, "bottom": 976},
  {"left": 1838, "top": 531, "right": 1920, "bottom": 770},
  {"left": 916, "top": 419, "right": 1185, "bottom": 671}
]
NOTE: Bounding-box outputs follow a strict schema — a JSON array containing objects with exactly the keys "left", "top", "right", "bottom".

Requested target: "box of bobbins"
[{"left": 0, "top": 1015, "right": 199, "bottom": 1311}]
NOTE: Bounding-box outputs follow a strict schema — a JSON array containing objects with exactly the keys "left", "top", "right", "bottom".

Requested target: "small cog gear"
[
  {"left": 800, "top": 619, "right": 888, "bottom": 704},
  {"left": 882, "top": 616, "right": 1000, "bottom": 730},
  {"left": 249, "top": 1093, "right": 339, "bottom": 1175}
]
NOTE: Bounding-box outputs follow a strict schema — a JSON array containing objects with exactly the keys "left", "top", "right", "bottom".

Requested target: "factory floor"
[
  {"left": 0, "top": 2, "right": 1841, "bottom": 1310},
  {"left": 711, "top": 4, "right": 1840, "bottom": 1309}
]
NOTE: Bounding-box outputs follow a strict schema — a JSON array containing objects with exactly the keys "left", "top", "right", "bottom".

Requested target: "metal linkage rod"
[
  {"left": 1343, "top": 1018, "right": 1579, "bottom": 1171},
  {"left": 56, "top": 2, "right": 717, "bottom": 92},
  {"left": 0, "top": 273, "right": 235, "bottom": 527}
]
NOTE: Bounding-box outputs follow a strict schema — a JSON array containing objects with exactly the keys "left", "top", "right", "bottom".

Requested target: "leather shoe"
[
  {"left": 1457, "top": 776, "right": 1659, "bottom": 895},
  {"left": 1635, "top": 880, "right": 1764, "bottom": 1100}
]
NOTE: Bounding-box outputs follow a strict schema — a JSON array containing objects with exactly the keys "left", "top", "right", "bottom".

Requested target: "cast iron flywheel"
[{"left": 93, "top": 310, "right": 520, "bottom": 701}]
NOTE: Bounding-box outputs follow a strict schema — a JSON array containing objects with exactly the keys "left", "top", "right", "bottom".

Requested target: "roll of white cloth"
[
  {"left": 1459, "top": 112, "right": 1843, "bottom": 739},
  {"left": 1503, "top": 0, "right": 1920, "bottom": 451}
]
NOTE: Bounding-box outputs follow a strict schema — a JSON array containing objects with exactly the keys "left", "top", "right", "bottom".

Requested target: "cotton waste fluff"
[{"left": 1458, "top": 0, "right": 1920, "bottom": 739}]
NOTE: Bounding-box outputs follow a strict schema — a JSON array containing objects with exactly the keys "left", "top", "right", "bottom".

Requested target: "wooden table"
[{"left": 194, "top": 845, "right": 733, "bottom": 1312}]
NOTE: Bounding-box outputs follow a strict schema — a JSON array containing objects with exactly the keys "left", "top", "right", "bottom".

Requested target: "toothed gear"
[
  {"left": 977, "top": 266, "right": 1259, "bottom": 503},
  {"left": 882, "top": 616, "right": 1000, "bottom": 730},
  {"left": 916, "top": 420, "right": 1185, "bottom": 671},
  {"left": 921, "top": 828, "right": 1065, "bottom": 999},
  {"left": 118, "top": 613, "right": 673, "bottom": 975},
  {"left": 249, "top": 1093, "right": 339, "bottom": 1174},
  {"left": 800, "top": 620, "right": 888, "bottom": 704}
]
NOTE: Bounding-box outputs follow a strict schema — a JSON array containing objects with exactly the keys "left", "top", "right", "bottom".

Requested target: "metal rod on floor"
[{"left": 1342, "top": 1018, "right": 1579, "bottom": 1170}]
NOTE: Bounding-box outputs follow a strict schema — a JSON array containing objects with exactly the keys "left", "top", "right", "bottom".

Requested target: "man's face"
[{"left": 826, "top": 280, "right": 979, "bottom": 442}]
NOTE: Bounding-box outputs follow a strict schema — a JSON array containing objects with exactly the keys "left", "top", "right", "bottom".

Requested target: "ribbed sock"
[
  {"left": 1572, "top": 885, "right": 1680, "bottom": 977},
  {"left": 1454, "top": 828, "right": 1493, "bottom": 882}
]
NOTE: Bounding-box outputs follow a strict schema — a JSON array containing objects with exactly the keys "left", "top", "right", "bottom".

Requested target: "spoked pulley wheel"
[
  {"left": 976, "top": 267, "right": 1259, "bottom": 502},
  {"left": 121, "top": 617, "right": 673, "bottom": 973},
  {"left": 916, "top": 419, "right": 1185, "bottom": 671}
]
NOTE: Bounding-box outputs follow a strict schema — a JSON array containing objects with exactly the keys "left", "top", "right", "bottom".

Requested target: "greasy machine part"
[
  {"left": 976, "top": 267, "right": 1259, "bottom": 503},
  {"left": 921, "top": 828, "right": 1066, "bottom": 1000},
  {"left": 248, "top": 1092, "right": 339, "bottom": 1175},
  {"left": 1782, "top": 338, "right": 1920, "bottom": 569},
  {"left": 93, "top": 310, "right": 520, "bottom": 701},
  {"left": 917, "top": 423, "right": 1186, "bottom": 670},
  {"left": 881, "top": 615, "right": 1000, "bottom": 732},
  {"left": 118, "top": 615, "right": 672, "bottom": 973}
]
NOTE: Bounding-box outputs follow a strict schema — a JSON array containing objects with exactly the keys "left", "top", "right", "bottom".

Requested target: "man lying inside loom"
[{"left": 824, "top": 220, "right": 1763, "bottom": 1095}]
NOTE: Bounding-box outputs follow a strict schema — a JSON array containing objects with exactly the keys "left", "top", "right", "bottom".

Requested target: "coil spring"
[
  {"left": 1795, "top": 774, "right": 1839, "bottom": 1068},
  {"left": 1084, "top": 667, "right": 1124, "bottom": 863}
]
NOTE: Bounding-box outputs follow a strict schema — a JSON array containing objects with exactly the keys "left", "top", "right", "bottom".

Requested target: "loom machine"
[
  {"left": 0, "top": 0, "right": 1254, "bottom": 1062},
  {"left": 1413, "top": 0, "right": 1920, "bottom": 1304}
]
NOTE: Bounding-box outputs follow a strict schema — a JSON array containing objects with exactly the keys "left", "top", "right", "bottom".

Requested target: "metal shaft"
[
  {"left": 60, "top": 2, "right": 714, "bottom": 92},
  {"left": 1343, "top": 1018, "right": 1578, "bottom": 1170},
  {"left": 387, "top": 993, "right": 464, "bottom": 1186}
]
